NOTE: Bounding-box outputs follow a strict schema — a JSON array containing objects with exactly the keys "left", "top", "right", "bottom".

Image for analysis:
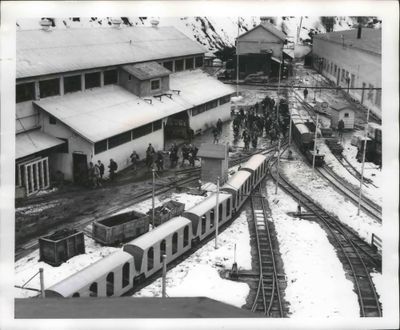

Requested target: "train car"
[
  {"left": 292, "top": 121, "right": 313, "bottom": 150},
  {"left": 45, "top": 250, "right": 135, "bottom": 298},
  {"left": 305, "top": 150, "right": 325, "bottom": 167},
  {"left": 240, "top": 154, "right": 268, "bottom": 187},
  {"left": 123, "top": 217, "right": 192, "bottom": 282},
  {"left": 221, "top": 170, "right": 252, "bottom": 213},
  {"left": 183, "top": 192, "right": 232, "bottom": 244}
]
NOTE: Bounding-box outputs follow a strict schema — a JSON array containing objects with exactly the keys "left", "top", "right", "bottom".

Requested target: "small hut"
[
  {"left": 197, "top": 143, "right": 229, "bottom": 184},
  {"left": 329, "top": 101, "right": 355, "bottom": 130}
]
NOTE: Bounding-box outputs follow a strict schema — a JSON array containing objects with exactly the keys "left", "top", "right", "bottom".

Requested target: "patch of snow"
[{"left": 266, "top": 180, "right": 360, "bottom": 317}]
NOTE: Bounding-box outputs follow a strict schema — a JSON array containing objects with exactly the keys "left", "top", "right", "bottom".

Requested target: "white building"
[
  {"left": 312, "top": 27, "right": 381, "bottom": 118},
  {"left": 16, "top": 20, "right": 234, "bottom": 195}
]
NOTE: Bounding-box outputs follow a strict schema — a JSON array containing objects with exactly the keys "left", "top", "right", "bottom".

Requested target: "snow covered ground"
[
  {"left": 133, "top": 211, "right": 252, "bottom": 308},
  {"left": 280, "top": 149, "right": 381, "bottom": 244},
  {"left": 265, "top": 180, "right": 360, "bottom": 317}
]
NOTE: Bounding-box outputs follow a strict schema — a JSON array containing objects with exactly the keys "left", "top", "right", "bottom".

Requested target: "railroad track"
[
  {"left": 316, "top": 165, "right": 381, "bottom": 222},
  {"left": 250, "top": 184, "right": 286, "bottom": 317},
  {"left": 270, "top": 170, "right": 382, "bottom": 317}
]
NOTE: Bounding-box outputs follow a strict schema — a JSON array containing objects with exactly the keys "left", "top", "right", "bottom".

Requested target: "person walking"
[
  {"left": 94, "top": 162, "right": 102, "bottom": 188},
  {"left": 146, "top": 143, "right": 155, "bottom": 169},
  {"left": 212, "top": 126, "right": 219, "bottom": 144},
  {"left": 181, "top": 143, "right": 189, "bottom": 167},
  {"left": 97, "top": 160, "right": 105, "bottom": 181},
  {"left": 155, "top": 151, "right": 164, "bottom": 171},
  {"left": 130, "top": 150, "right": 139, "bottom": 171},
  {"left": 303, "top": 87, "right": 309, "bottom": 100},
  {"left": 108, "top": 158, "right": 118, "bottom": 181},
  {"left": 338, "top": 119, "right": 345, "bottom": 140},
  {"left": 169, "top": 143, "right": 179, "bottom": 168}
]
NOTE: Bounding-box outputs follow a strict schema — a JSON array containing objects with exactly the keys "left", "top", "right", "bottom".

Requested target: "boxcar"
[
  {"left": 221, "top": 170, "right": 252, "bottom": 212},
  {"left": 45, "top": 250, "right": 135, "bottom": 298},
  {"left": 123, "top": 217, "right": 192, "bottom": 281},
  {"left": 183, "top": 192, "right": 232, "bottom": 243},
  {"left": 292, "top": 122, "right": 313, "bottom": 150},
  {"left": 92, "top": 210, "right": 149, "bottom": 245}
]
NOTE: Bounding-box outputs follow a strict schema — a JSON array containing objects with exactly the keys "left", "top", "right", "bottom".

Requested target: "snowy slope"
[{"left": 16, "top": 16, "right": 381, "bottom": 52}]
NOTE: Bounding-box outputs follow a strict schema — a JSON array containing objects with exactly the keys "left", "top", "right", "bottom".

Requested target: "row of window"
[
  {"left": 147, "top": 226, "right": 190, "bottom": 272},
  {"left": 16, "top": 69, "right": 118, "bottom": 103},
  {"left": 161, "top": 56, "right": 203, "bottom": 73},
  {"left": 191, "top": 94, "right": 231, "bottom": 117},
  {"left": 94, "top": 120, "right": 162, "bottom": 155},
  {"left": 315, "top": 56, "right": 381, "bottom": 108}
]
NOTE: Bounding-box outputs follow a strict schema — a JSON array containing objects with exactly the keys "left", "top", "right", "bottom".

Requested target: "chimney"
[
  {"left": 40, "top": 18, "right": 52, "bottom": 32},
  {"left": 357, "top": 25, "right": 362, "bottom": 39},
  {"left": 150, "top": 19, "right": 159, "bottom": 28},
  {"left": 111, "top": 18, "right": 122, "bottom": 29}
]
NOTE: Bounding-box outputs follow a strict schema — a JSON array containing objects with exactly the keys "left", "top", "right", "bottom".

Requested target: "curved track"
[
  {"left": 270, "top": 170, "right": 382, "bottom": 317},
  {"left": 317, "top": 165, "right": 381, "bottom": 222},
  {"left": 250, "top": 184, "right": 285, "bottom": 317}
]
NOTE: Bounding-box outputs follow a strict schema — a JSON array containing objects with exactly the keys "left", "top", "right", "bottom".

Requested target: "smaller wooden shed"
[
  {"left": 329, "top": 101, "right": 355, "bottom": 130},
  {"left": 197, "top": 143, "right": 229, "bottom": 185}
]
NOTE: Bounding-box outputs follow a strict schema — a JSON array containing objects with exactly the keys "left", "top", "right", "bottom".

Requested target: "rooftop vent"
[
  {"left": 150, "top": 19, "right": 159, "bottom": 28},
  {"left": 40, "top": 18, "right": 52, "bottom": 32},
  {"left": 111, "top": 18, "right": 122, "bottom": 28}
]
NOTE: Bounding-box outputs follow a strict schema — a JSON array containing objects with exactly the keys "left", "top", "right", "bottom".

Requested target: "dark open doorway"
[{"left": 73, "top": 153, "right": 87, "bottom": 184}]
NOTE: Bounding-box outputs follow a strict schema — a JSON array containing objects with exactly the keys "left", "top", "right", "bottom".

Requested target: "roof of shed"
[
  {"left": 330, "top": 100, "right": 354, "bottom": 111},
  {"left": 122, "top": 62, "right": 171, "bottom": 80},
  {"left": 197, "top": 143, "right": 227, "bottom": 159},
  {"left": 16, "top": 26, "right": 206, "bottom": 79},
  {"left": 46, "top": 250, "right": 132, "bottom": 297},
  {"left": 313, "top": 28, "right": 381, "bottom": 55},
  {"left": 124, "top": 216, "right": 191, "bottom": 250},
  {"left": 238, "top": 23, "right": 287, "bottom": 41},
  {"left": 33, "top": 70, "right": 234, "bottom": 143},
  {"left": 16, "top": 129, "right": 64, "bottom": 159}
]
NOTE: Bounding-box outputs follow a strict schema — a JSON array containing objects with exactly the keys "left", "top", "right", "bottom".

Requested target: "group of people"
[
  {"left": 232, "top": 95, "right": 290, "bottom": 150},
  {"left": 87, "top": 159, "right": 117, "bottom": 188}
]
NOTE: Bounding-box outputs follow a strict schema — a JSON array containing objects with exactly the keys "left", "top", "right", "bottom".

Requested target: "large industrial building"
[
  {"left": 312, "top": 27, "right": 381, "bottom": 117},
  {"left": 15, "top": 20, "right": 234, "bottom": 196}
]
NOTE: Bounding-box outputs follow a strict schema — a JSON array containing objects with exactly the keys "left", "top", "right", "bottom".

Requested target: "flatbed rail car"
[{"left": 40, "top": 154, "right": 270, "bottom": 298}]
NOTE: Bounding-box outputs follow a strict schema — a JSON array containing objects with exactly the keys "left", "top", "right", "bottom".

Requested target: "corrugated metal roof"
[
  {"left": 46, "top": 250, "right": 133, "bottom": 297},
  {"left": 34, "top": 70, "right": 234, "bottom": 143},
  {"left": 124, "top": 216, "right": 191, "bottom": 250},
  {"left": 122, "top": 62, "right": 171, "bottom": 80},
  {"left": 184, "top": 193, "right": 231, "bottom": 217},
  {"left": 197, "top": 143, "right": 227, "bottom": 159},
  {"left": 313, "top": 28, "right": 381, "bottom": 55},
  {"left": 16, "top": 129, "right": 64, "bottom": 159},
  {"left": 17, "top": 26, "right": 206, "bottom": 79}
]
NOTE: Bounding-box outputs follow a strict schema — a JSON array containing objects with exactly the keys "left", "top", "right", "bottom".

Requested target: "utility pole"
[
  {"left": 162, "top": 254, "right": 167, "bottom": 298},
  {"left": 215, "top": 176, "right": 220, "bottom": 249},
  {"left": 275, "top": 139, "right": 281, "bottom": 194},
  {"left": 357, "top": 106, "right": 371, "bottom": 215},
  {"left": 288, "top": 82, "right": 294, "bottom": 146},
  {"left": 39, "top": 267, "right": 45, "bottom": 298},
  {"left": 236, "top": 17, "right": 240, "bottom": 97},
  {"left": 312, "top": 114, "right": 319, "bottom": 172},
  {"left": 152, "top": 168, "right": 155, "bottom": 228}
]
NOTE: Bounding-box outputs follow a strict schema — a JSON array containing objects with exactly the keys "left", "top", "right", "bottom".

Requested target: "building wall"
[
  {"left": 189, "top": 102, "right": 231, "bottom": 133},
  {"left": 237, "top": 26, "right": 283, "bottom": 58},
  {"left": 118, "top": 70, "right": 170, "bottom": 97},
  {"left": 16, "top": 101, "right": 39, "bottom": 133},
  {"left": 41, "top": 112, "right": 93, "bottom": 180},
  {"left": 312, "top": 38, "right": 381, "bottom": 117}
]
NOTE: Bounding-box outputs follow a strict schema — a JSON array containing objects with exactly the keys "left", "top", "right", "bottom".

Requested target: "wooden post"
[
  {"left": 162, "top": 254, "right": 167, "bottom": 298},
  {"left": 39, "top": 268, "right": 45, "bottom": 298},
  {"left": 215, "top": 177, "right": 220, "bottom": 249},
  {"left": 275, "top": 139, "right": 281, "bottom": 194}
]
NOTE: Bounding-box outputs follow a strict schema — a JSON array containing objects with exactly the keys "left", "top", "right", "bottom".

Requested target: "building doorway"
[
  {"left": 164, "top": 110, "right": 190, "bottom": 141},
  {"left": 73, "top": 153, "right": 87, "bottom": 184}
]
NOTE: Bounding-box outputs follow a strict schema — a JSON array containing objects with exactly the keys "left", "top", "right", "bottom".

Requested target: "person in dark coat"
[
  {"left": 338, "top": 119, "right": 345, "bottom": 139},
  {"left": 169, "top": 143, "right": 179, "bottom": 168},
  {"left": 181, "top": 143, "right": 189, "bottom": 167},
  {"left": 146, "top": 144, "right": 155, "bottom": 169},
  {"left": 216, "top": 118, "right": 223, "bottom": 134},
  {"left": 155, "top": 151, "right": 164, "bottom": 171},
  {"left": 97, "top": 160, "right": 105, "bottom": 180},
  {"left": 130, "top": 150, "right": 139, "bottom": 171},
  {"left": 108, "top": 159, "right": 118, "bottom": 181},
  {"left": 303, "top": 87, "right": 309, "bottom": 100}
]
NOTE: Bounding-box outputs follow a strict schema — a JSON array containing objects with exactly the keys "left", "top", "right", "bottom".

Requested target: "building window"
[
  {"left": 49, "top": 115, "right": 57, "bottom": 124},
  {"left": 39, "top": 78, "right": 60, "bottom": 98},
  {"left": 152, "top": 120, "right": 162, "bottom": 131},
  {"left": 16, "top": 82, "right": 35, "bottom": 103},
  {"left": 132, "top": 123, "right": 152, "bottom": 140},
  {"left": 106, "top": 272, "right": 114, "bottom": 297},
  {"left": 191, "top": 104, "right": 206, "bottom": 116},
  {"left": 147, "top": 247, "right": 154, "bottom": 271},
  {"left": 64, "top": 75, "right": 81, "bottom": 94},
  {"left": 85, "top": 72, "right": 101, "bottom": 89},
  {"left": 185, "top": 57, "right": 194, "bottom": 70},
  {"left": 150, "top": 79, "right": 161, "bottom": 91},
  {"left": 205, "top": 99, "right": 218, "bottom": 110},
  {"left": 219, "top": 95, "right": 231, "bottom": 105},
  {"left": 344, "top": 112, "right": 349, "bottom": 118},
  {"left": 122, "top": 263, "right": 130, "bottom": 288},
  {"left": 195, "top": 56, "right": 203, "bottom": 68},
  {"left": 375, "top": 89, "right": 381, "bottom": 107},
  {"left": 104, "top": 69, "right": 118, "bottom": 85},
  {"left": 128, "top": 74, "right": 132, "bottom": 81},
  {"left": 163, "top": 61, "right": 173, "bottom": 71},
  {"left": 94, "top": 139, "right": 108, "bottom": 154},
  {"left": 175, "top": 59, "right": 184, "bottom": 72},
  {"left": 108, "top": 131, "right": 131, "bottom": 149},
  {"left": 172, "top": 233, "right": 178, "bottom": 254}
]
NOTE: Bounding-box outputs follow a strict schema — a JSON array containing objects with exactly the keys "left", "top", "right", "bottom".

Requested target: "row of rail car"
[
  {"left": 290, "top": 107, "right": 325, "bottom": 167},
  {"left": 45, "top": 154, "right": 270, "bottom": 298}
]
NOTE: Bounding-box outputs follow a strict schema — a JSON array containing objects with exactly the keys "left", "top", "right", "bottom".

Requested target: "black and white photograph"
[{"left": 0, "top": 1, "right": 398, "bottom": 329}]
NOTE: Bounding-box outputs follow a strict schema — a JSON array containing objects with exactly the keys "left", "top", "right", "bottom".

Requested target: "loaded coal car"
[{"left": 92, "top": 210, "right": 149, "bottom": 245}]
